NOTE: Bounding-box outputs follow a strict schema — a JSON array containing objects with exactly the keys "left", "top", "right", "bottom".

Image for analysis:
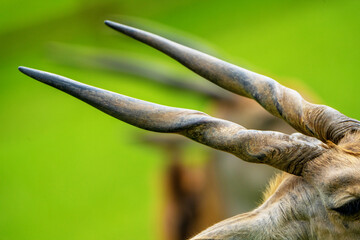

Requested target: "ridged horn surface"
[
  {"left": 105, "top": 20, "right": 360, "bottom": 144},
  {"left": 19, "top": 66, "right": 325, "bottom": 175}
]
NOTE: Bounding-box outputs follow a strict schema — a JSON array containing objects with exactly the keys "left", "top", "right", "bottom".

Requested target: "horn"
[
  {"left": 18, "top": 66, "right": 325, "bottom": 175},
  {"left": 104, "top": 20, "right": 360, "bottom": 144},
  {"left": 48, "top": 44, "right": 233, "bottom": 102}
]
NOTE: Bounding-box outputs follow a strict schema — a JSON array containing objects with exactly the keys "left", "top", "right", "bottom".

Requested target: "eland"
[{"left": 19, "top": 20, "right": 360, "bottom": 239}]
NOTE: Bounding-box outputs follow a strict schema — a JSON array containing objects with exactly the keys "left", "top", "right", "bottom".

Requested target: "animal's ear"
[
  {"left": 19, "top": 67, "right": 325, "bottom": 175},
  {"left": 105, "top": 20, "right": 360, "bottom": 144}
]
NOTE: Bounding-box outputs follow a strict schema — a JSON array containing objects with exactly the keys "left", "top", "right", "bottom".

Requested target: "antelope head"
[{"left": 19, "top": 21, "right": 360, "bottom": 239}]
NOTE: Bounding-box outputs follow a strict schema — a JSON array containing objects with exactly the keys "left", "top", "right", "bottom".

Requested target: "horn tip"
[
  {"left": 104, "top": 20, "right": 119, "bottom": 29},
  {"left": 18, "top": 66, "right": 37, "bottom": 77},
  {"left": 18, "top": 66, "right": 48, "bottom": 83},
  {"left": 18, "top": 66, "right": 28, "bottom": 73},
  {"left": 104, "top": 20, "right": 113, "bottom": 26},
  {"left": 104, "top": 20, "right": 129, "bottom": 34}
]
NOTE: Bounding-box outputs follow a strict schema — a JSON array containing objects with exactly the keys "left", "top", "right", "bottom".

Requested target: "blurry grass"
[{"left": 0, "top": 0, "right": 359, "bottom": 239}]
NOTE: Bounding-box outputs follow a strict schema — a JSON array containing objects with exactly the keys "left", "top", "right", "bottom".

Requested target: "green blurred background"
[{"left": 1, "top": 0, "right": 359, "bottom": 239}]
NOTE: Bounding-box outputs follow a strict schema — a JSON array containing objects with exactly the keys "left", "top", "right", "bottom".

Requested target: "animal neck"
[{"left": 192, "top": 175, "right": 333, "bottom": 240}]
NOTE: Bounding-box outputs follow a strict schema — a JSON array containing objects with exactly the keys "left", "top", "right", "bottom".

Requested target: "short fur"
[{"left": 261, "top": 172, "right": 288, "bottom": 203}]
